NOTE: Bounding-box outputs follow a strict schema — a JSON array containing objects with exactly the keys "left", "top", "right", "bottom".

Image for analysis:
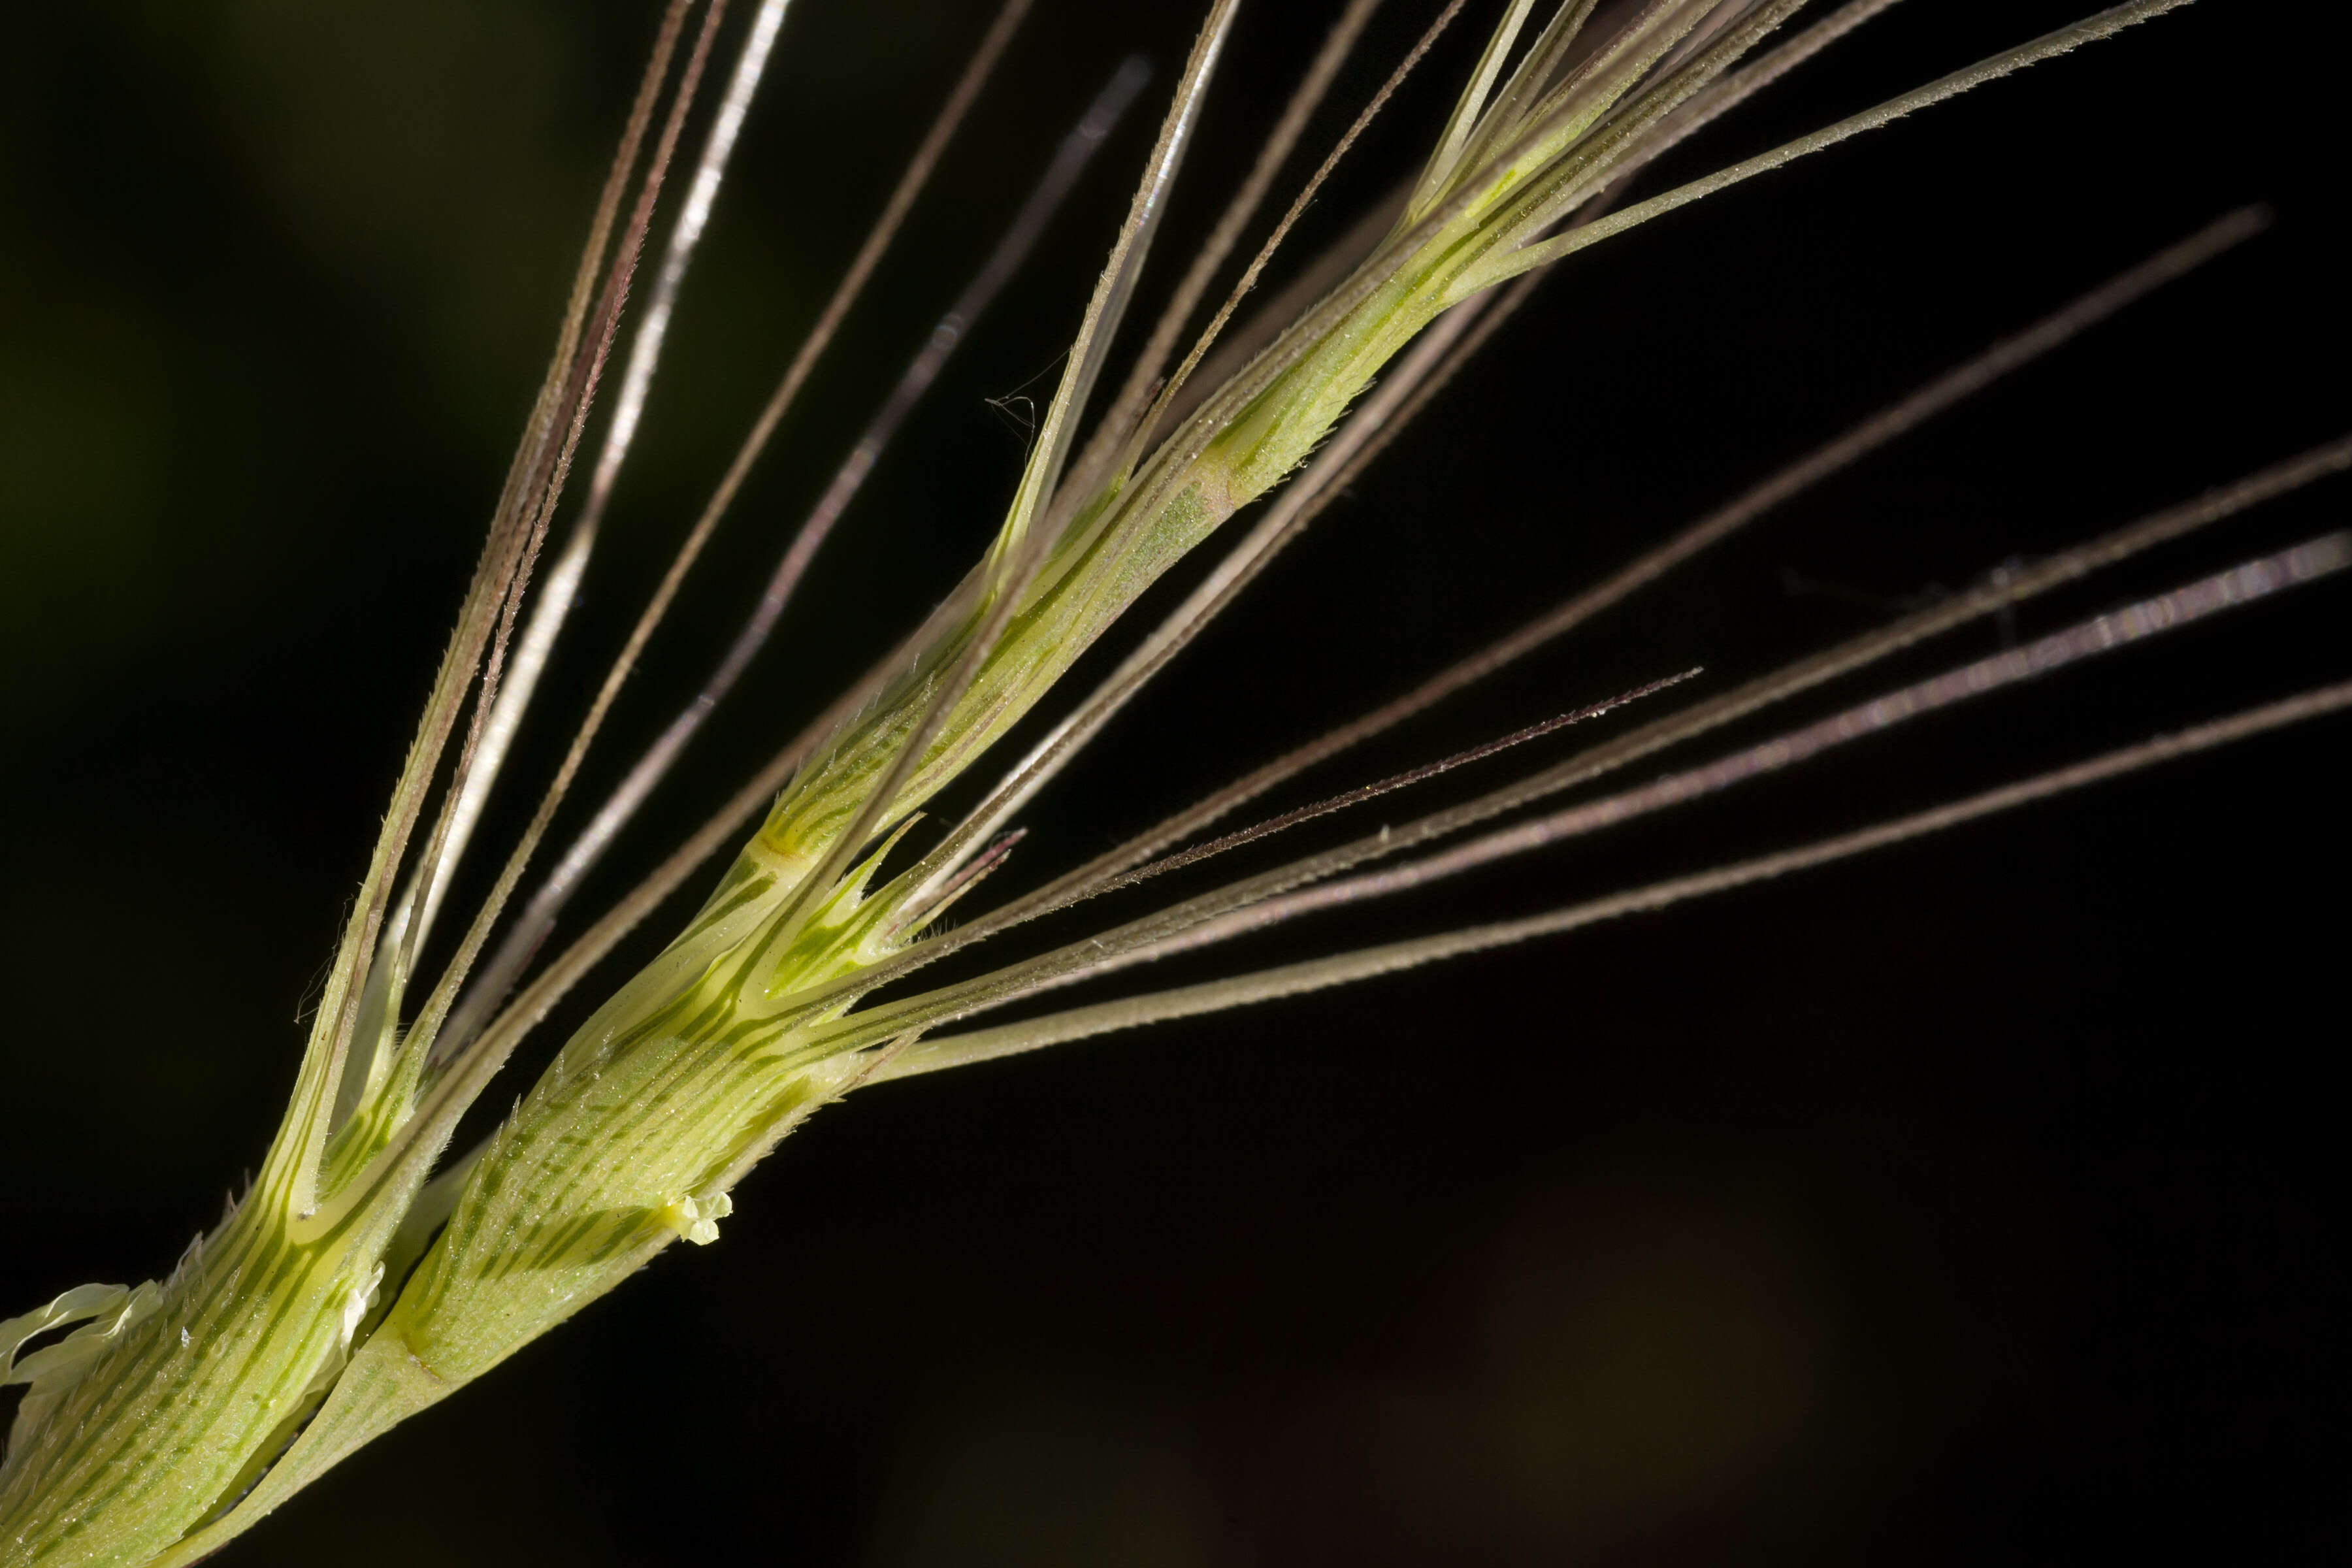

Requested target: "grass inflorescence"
[{"left": 3, "top": 1, "right": 2345, "bottom": 1561}]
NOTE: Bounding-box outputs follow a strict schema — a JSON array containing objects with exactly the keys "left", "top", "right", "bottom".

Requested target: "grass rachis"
[{"left": 1, "top": 0, "right": 2345, "bottom": 1560}]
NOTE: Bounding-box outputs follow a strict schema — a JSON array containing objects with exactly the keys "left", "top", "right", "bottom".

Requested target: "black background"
[{"left": 1, "top": 1, "right": 2345, "bottom": 1562}]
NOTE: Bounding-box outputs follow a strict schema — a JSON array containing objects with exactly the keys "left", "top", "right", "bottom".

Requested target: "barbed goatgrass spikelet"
[{"left": 4, "top": 1, "right": 2343, "bottom": 1563}]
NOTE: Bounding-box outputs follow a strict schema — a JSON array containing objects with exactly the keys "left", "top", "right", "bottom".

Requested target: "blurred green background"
[{"left": 3, "top": 1, "right": 2345, "bottom": 1561}]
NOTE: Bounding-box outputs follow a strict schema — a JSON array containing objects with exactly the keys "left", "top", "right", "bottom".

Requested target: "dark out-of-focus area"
[{"left": 2, "top": 1, "right": 2344, "bottom": 1561}]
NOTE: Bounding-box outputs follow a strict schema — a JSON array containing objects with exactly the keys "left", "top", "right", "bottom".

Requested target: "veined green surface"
[{"left": 0, "top": 1156, "right": 420, "bottom": 1567}]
